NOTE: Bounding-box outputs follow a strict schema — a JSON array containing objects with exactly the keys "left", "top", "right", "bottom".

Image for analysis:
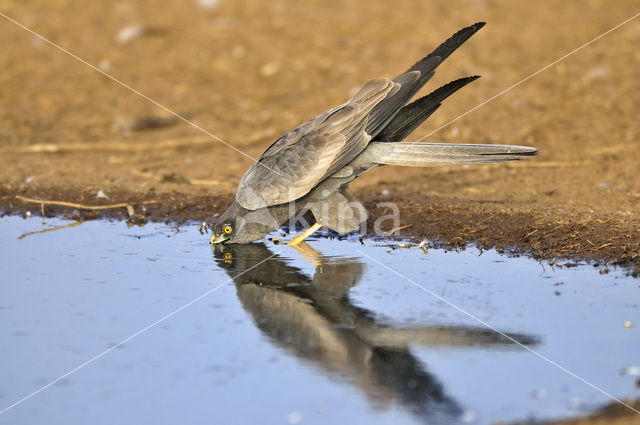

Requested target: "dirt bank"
[{"left": 1, "top": 0, "right": 639, "bottom": 278}]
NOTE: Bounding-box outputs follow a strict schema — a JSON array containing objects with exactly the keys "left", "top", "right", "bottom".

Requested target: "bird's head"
[
  {"left": 210, "top": 201, "right": 281, "bottom": 244},
  {"left": 210, "top": 206, "right": 241, "bottom": 244}
]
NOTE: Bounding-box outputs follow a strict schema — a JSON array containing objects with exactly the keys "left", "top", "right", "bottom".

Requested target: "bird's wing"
[{"left": 236, "top": 78, "right": 397, "bottom": 210}]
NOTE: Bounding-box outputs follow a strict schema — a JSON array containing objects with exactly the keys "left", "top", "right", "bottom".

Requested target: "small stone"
[{"left": 96, "top": 189, "right": 109, "bottom": 200}]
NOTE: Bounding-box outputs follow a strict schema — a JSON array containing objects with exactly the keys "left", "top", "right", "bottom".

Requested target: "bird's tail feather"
[{"left": 367, "top": 142, "right": 538, "bottom": 166}]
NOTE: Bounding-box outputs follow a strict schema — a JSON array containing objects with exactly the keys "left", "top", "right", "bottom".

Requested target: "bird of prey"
[{"left": 211, "top": 22, "right": 537, "bottom": 245}]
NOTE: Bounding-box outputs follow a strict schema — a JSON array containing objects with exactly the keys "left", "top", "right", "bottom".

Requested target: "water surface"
[{"left": 0, "top": 217, "right": 638, "bottom": 424}]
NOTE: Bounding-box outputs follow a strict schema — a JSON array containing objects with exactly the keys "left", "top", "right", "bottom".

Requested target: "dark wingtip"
[
  {"left": 406, "top": 23, "right": 486, "bottom": 76},
  {"left": 423, "top": 22, "right": 486, "bottom": 64},
  {"left": 459, "top": 22, "right": 486, "bottom": 38}
]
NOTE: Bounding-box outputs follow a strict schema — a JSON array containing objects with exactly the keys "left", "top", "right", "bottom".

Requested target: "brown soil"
[
  {"left": 519, "top": 400, "right": 640, "bottom": 425},
  {"left": 1, "top": 0, "right": 639, "bottom": 280}
]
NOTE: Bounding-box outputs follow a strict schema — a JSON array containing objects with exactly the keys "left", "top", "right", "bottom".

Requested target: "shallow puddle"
[{"left": 0, "top": 217, "right": 638, "bottom": 424}]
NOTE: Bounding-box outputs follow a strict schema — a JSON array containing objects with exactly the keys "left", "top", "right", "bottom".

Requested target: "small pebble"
[{"left": 96, "top": 189, "right": 109, "bottom": 200}]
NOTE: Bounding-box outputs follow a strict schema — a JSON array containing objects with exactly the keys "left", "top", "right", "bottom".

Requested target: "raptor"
[{"left": 211, "top": 22, "right": 537, "bottom": 245}]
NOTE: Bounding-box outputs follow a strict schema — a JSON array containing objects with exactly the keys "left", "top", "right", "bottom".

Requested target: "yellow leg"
[{"left": 287, "top": 222, "right": 322, "bottom": 246}]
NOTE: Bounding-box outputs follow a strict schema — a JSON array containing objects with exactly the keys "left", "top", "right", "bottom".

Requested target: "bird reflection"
[{"left": 212, "top": 243, "right": 538, "bottom": 423}]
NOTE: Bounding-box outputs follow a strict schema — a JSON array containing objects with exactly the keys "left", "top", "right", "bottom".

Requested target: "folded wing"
[{"left": 235, "top": 22, "right": 486, "bottom": 210}]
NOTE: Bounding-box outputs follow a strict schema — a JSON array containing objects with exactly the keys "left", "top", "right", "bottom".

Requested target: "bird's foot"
[{"left": 287, "top": 222, "right": 322, "bottom": 246}]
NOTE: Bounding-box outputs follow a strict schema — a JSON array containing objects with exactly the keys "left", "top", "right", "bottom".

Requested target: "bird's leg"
[
  {"left": 287, "top": 222, "right": 322, "bottom": 246},
  {"left": 289, "top": 241, "right": 325, "bottom": 266}
]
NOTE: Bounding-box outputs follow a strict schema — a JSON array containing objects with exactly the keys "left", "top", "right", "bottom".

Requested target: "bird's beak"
[{"left": 210, "top": 235, "right": 230, "bottom": 244}]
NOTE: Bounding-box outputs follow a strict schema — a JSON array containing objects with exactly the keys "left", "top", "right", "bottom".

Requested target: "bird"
[{"left": 211, "top": 22, "right": 537, "bottom": 245}]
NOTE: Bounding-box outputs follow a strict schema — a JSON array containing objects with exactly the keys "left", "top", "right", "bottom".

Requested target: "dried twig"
[
  {"left": 594, "top": 242, "right": 613, "bottom": 251},
  {"left": 15, "top": 195, "right": 157, "bottom": 211},
  {"left": 383, "top": 224, "right": 413, "bottom": 236}
]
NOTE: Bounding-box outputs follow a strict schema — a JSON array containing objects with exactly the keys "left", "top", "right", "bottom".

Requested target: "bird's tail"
[{"left": 366, "top": 142, "right": 538, "bottom": 167}]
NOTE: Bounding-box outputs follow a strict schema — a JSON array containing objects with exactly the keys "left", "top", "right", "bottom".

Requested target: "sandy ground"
[
  {"left": 1, "top": 1, "right": 640, "bottom": 421},
  {"left": 1, "top": 0, "right": 639, "bottom": 275}
]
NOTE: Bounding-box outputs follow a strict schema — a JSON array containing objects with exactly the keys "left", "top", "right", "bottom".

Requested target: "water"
[{"left": 0, "top": 217, "right": 638, "bottom": 424}]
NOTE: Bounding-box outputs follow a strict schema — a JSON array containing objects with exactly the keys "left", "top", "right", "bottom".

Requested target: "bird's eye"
[{"left": 223, "top": 225, "right": 232, "bottom": 234}]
